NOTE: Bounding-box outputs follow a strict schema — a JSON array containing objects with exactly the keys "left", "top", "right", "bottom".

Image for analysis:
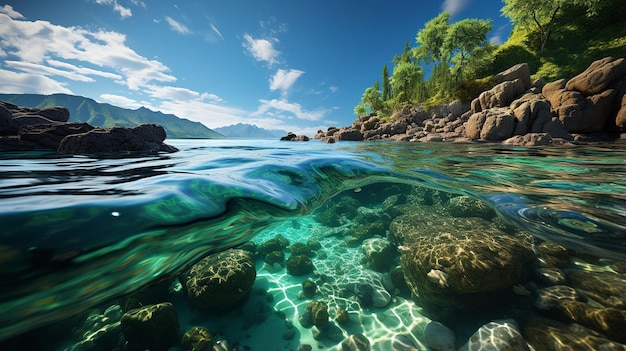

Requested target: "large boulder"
[
  {"left": 391, "top": 212, "right": 533, "bottom": 320},
  {"left": 477, "top": 78, "right": 525, "bottom": 111},
  {"left": 565, "top": 57, "right": 626, "bottom": 96},
  {"left": 492, "top": 63, "right": 532, "bottom": 90},
  {"left": 180, "top": 249, "right": 256, "bottom": 309},
  {"left": 466, "top": 107, "right": 515, "bottom": 140},
  {"left": 58, "top": 124, "right": 178, "bottom": 153},
  {"left": 19, "top": 122, "right": 94, "bottom": 149},
  {"left": 120, "top": 302, "right": 179, "bottom": 351},
  {"left": 335, "top": 128, "right": 364, "bottom": 141}
]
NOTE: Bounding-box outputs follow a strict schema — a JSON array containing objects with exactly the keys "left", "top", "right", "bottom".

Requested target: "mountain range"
[
  {"left": 0, "top": 93, "right": 224, "bottom": 139},
  {"left": 213, "top": 123, "right": 288, "bottom": 139}
]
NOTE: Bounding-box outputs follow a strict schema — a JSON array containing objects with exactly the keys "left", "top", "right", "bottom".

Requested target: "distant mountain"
[
  {"left": 214, "top": 123, "right": 288, "bottom": 139},
  {"left": 0, "top": 93, "right": 224, "bottom": 139}
]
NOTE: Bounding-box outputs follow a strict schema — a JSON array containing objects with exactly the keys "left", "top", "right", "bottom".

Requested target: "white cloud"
[
  {"left": 5, "top": 60, "right": 96, "bottom": 82},
  {"left": 99, "top": 94, "right": 143, "bottom": 109},
  {"left": 0, "top": 68, "right": 72, "bottom": 94},
  {"left": 210, "top": 23, "right": 223, "bottom": 39},
  {"left": 145, "top": 84, "right": 222, "bottom": 102},
  {"left": 47, "top": 59, "right": 123, "bottom": 80},
  {"left": 0, "top": 4, "right": 24, "bottom": 19},
  {"left": 441, "top": 0, "right": 469, "bottom": 16},
  {"left": 155, "top": 99, "right": 248, "bottom": 128},
  {"left": 165, "top": 16, "right": 190, "bottom": 34},
  {"left": 0, "top": 14, "right": 176, "bottom": 90},
  {"left": 254, "top": 99, "right": 325, "bottom": 121},
  {"left": 269, "top": 69, "right": 304, "bottom": 94},
  {"left": 243, "top": 33, "right": 279, "bottom": 65},
  {"left": 95, "top": 0, "right": 132, "bottom": 18},
  {"left": 329, "top": 86, "right": 339, "bottom": 93}
]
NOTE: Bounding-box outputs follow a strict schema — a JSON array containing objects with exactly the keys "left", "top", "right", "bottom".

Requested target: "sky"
[{"left": 0, "top": 0, "right": 512, "bottom": 136}]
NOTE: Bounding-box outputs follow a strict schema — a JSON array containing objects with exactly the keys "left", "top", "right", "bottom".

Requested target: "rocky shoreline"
[
  {"left": 313, "top": 57, "right": 626, "bottom": 146},
  {"left": 0, "top": 101, "right": 178, "bottom": 154}
]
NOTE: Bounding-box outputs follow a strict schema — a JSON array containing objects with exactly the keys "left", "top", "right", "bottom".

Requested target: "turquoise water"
[{"left": 0, "top": 139, "right": 624, "bottom": 350}]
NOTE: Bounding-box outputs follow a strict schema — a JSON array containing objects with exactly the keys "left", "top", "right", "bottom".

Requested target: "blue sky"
[{"left": 0, "top": 1, "right": 511, "bottom": 135}]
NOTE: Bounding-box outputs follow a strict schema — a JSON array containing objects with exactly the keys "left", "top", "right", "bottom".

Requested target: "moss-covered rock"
[
  {"left": 256, "top": 235, "right": 289, "bottom": 258},
  {"left": 181, "top": 326, "right": 214, "bottom": 351},
  {"left": 120, "top": 302, "right": 179, "bottom": 351},
  {"left": 288, "top": 242, "right": 314, "bottom": 257},
  {"left": 392, "top": 211, "right": 533, "bottom": 320},
  {"left": 264, "top": 250, "right": 284, "bottom": 266},
  {"left": 180, "top": 249, "right": 256, "bottom": 309},
  {"left": 302, "top": 279, "right": 317, "bottom": 298},
  {"left": 286, "top": 254, "right": 314, "bottom": 276},
  {"left": 361, "top": 237, "right": 395, "bottom": 272}
]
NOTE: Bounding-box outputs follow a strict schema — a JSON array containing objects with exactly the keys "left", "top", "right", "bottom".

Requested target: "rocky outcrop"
[
  {"left": 321, "top": 56, "right": 625, "bottom": 144},
  {"left": 179, "top": 249, "right": 256, "bottom": 309},
  {"left": 0, "top": 101, "right": 178, "bottom": 154},
  {"left": 58, "top": 124, "right": 177, "bottom": 154},
  {"left": 280, "top": 132, "right": 310, "bottom": 141}
]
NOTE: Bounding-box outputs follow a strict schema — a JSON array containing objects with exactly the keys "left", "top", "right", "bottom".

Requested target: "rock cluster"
[
  {"left": 280, "top": 132, "right": 310, "bottom": 141},
  {"left": 315, "top": 57, "right": 626, "bottom": 145},
  {"left": 0, "top": 101, "right": 178, "bottom": 154}
]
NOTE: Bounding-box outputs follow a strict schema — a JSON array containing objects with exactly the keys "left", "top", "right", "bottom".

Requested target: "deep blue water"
[{"left": 0, "top": 139, "right": 624, "bottom": 348}]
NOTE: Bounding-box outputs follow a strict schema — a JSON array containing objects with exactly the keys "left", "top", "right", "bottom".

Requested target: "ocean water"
[{"left": 0, "top": 138, "right": 624, "bottom": 350}]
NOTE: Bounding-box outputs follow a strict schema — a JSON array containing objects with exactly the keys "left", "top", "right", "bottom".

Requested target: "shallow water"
[{"left": 0, "top": 139, "right": 624, "bottom": 349}]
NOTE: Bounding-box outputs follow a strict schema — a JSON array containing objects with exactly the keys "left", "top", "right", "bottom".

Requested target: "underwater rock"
[
  {"left": 314, "top": 195, "right": 360, "bottom": 227},
  {"left": 180, "top": 249, "right": 256, "bottom": 309},
  {"left": 525, "top": 316, "right": 626, "bottom": 351},
  {"left": 567, "top": 270, "right": 626, "bottom": 309},
  {"left": 342, "top": 269, "right": 393, "bottom": 308},
  {"left": 286, "top": 254, "right": 314, "bottom": 276},
  {"left": 361, "top": 237, "right": 395, "bottom": 272},
  {"left": 393, "top": 212, "right": 533, "bottom": 319},
  {"left": 256, "top": 235, "right": 290, "bottom": 258},
  {"left": 537, "top": 242, "right": 571, "bottom": 268},
  {"left": 181, "top": 326, "right": 214, "bottom": 351},
  {"left": 302, "top": 279, "right": 317, "bottom": 298},
  {"left": 288, "top": 242, "right": 315, "bottom": 257},
  {"left": 341, "top": 333, "right": 370, "bottom": 351},
  {"left": 120, "top": 302, "right": 179, "bottom": 351},
  {"left": 554, "top": 300, "right": 626, "bottom": 343},
  {"left": 459, "top": 319, "right": 531, "bottom": 351},
  {"left": 423, "top": 321, "right": 456, "bottom": 351},
  {"left": 448, "top": 195, "right": 495, "bottom": 219},
  {"left": 535, "top": 267, "right": 567, "bottom": 286},
  {"left": 264, "top": 250, "right": 285, "bottom": 266},
  {"left": 300, "top": 300, "right": 329, "bottom": 328},
  {"left": 391, "top": 334, "right": 421, "bottom": 351},
  {"left": 335, "top": 308, "right": 350, "bottom": 325},
  {"left": 535, "top": 285, "right": 586, "bottom": 311}
]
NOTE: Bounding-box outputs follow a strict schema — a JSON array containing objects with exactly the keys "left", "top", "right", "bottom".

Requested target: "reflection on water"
[{"left": 0, "top": 139, "right": 624, "bottom": 348}]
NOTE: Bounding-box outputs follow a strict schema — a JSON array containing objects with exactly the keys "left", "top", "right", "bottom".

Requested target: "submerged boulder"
[
  {"left": 180, "top": 249, "right": 256, "bottom": 309},
  {"left": 392, "top": 212, "right": 533, "bottom": 320},
  {"left": 120, "top": 302, "right": 179, "bottom": 351}
]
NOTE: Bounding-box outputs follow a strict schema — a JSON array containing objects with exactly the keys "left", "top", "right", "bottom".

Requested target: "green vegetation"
[
  {"left": 354, "top": 0, "right": 626, "bottom": 117},
  {"left": 0, "top": 93, "right": 224, "bottom": 139}
]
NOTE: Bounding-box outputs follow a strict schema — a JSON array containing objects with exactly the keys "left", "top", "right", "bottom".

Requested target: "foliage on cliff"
[{"left": 354, "top": 0, "right": 626, "bottom": 117}]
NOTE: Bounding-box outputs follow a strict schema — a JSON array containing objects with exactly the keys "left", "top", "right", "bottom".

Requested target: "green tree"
[
  {"left": 443, "top": 18, "right": 493, "bottom": 80},
  {"left": 354, "top": 104, "right": 367, "bottom": 116},
  {"left": 382, "top": 64, "right": 391, "bottom": 101},
  {"left": 414, "top": 12, "right": 451, "bottom": 65},
  {"left": 391, "top": 61, "right": 422, "bottom": 105},
  {"left": 361, "top": 85, "right": 383, "bottom": 114},
  {"left": 501, "top": 0, "right": 605, "bottom": 52}
]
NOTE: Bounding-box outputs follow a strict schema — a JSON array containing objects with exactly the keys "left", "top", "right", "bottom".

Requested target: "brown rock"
[
  {"left": 502, "top": 133, "right": 553, "bottom": 146},
  {"left": 478, "top": 78, "right": 525, "bottom": 111},
  {"left": 120, "top": 302, "right": 179, "bottom": 351},
  {"left": 37, "top": 106, "right": 70, "bottom": 122},
  {"left": 492, "top": 63, "right": 532, "bottom": 90},
  {"left": 19, "top": 122, "right": 94, "bottom": 150},
  {"left": 616, "top": 94, "right": 626, "bottom": 130},
  {"left": 565, "top": 57, "right": 626, "bottom": 96}
]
